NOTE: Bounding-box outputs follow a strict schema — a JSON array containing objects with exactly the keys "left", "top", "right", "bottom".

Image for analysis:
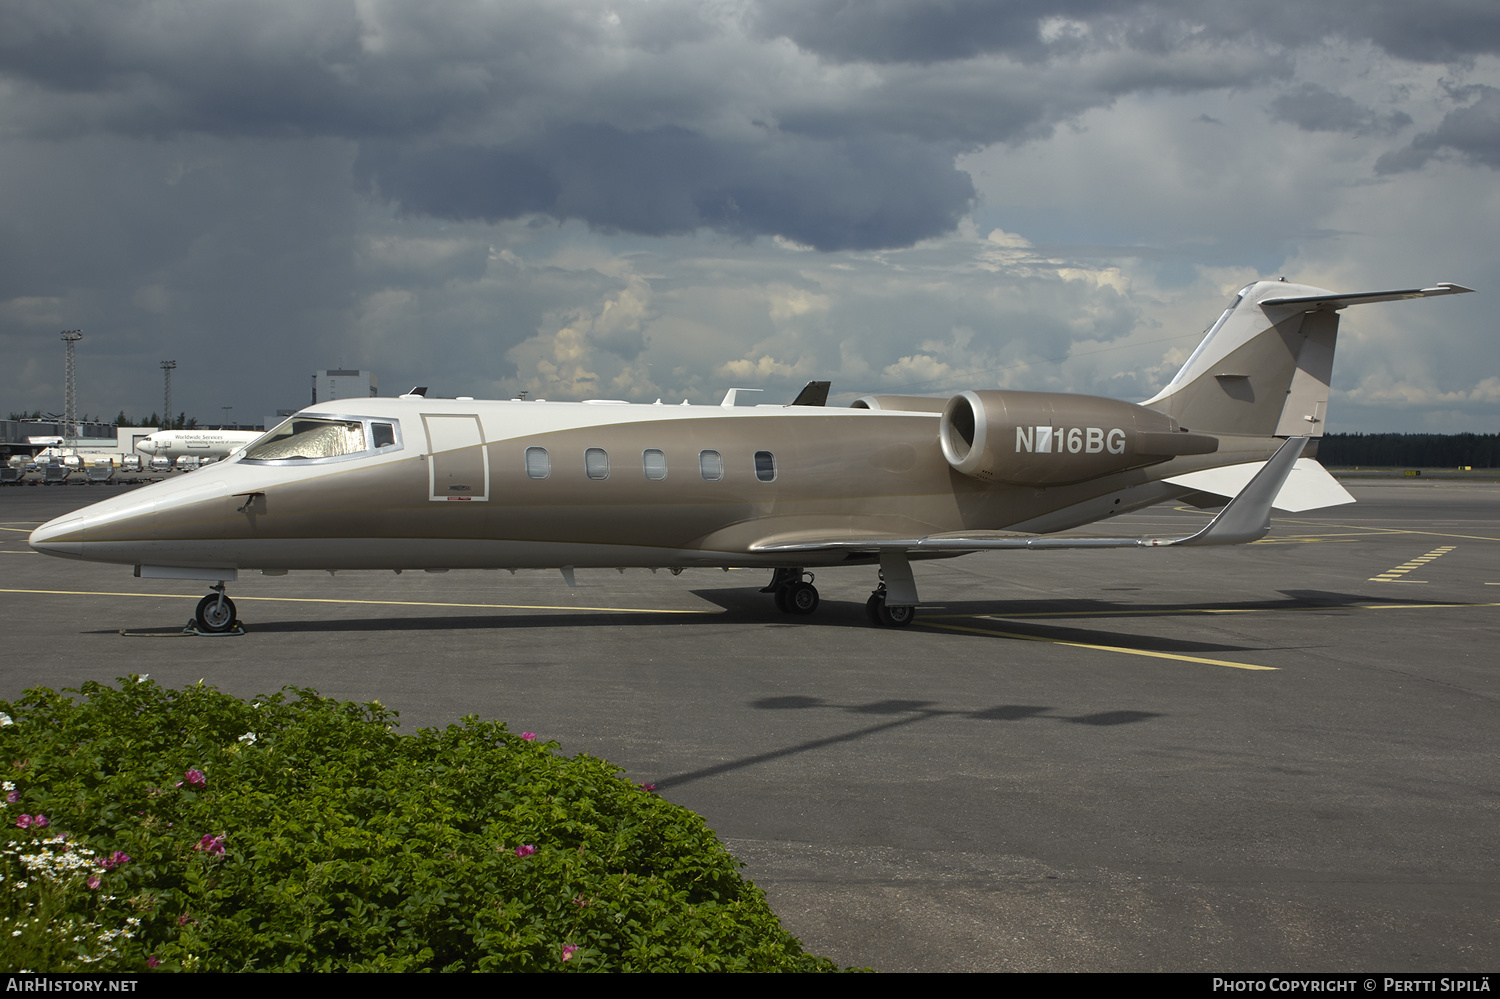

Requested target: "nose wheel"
[
  {"left": 194, "top": 584, "right": 238, "bottom": 634},
  {"left": 763, "top": 568, "right": 820, "bottom": 616}
]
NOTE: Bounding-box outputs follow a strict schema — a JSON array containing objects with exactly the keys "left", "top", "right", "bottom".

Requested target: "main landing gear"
[
  {"left": 866, "top": 585, "right": 916, "bottom": 628},
  {"left": 193, "top": 583, "right": 239, "bottom": 634},
  {"left": 763, "top": 567, "right": 819, "bottom": 615},
  {"left": 761, "top": 564, "right": 919, "bottom": 627}
]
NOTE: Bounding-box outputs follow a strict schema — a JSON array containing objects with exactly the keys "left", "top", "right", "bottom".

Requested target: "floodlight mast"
[
  {"left": 60, "top": 330, "right": 82, "bottom": 437},
  {"left": 161, "top": 360, "right": 176, "bottom": 430}
]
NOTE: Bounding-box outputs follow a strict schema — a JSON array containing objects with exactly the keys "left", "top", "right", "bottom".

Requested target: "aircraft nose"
[
  {"left": 137, "top": 441, "right": 157, "bottom": 454},
  {"left": 29, "top": 515, "right": 84, "bottom": 558}
]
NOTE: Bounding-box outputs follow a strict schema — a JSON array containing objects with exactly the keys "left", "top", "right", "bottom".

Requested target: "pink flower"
[
  {"left": 5, "top": 791, "right": 16, "bottom": 804},
  {"left": 194, "top": 834, "right": 226, "bottom": 855},
  {"left": 86, "top": 875, "right": 101, "bottom": 890},
  {"left": 515, "top": 844, "right": 536, "bottom": 857},
  {"left": 98, "top": 851, "right": 130, "bottom": 871},
  {"left": 146, "top": 956, "right": 160, "bottom": 968},
  {"left": 33, "top": 814, "right": 48, "bottom": 829},
  {"left": 562, "top": 944, "right": 579, "bottom": 962},
  {"left": 640, "top": 783, "right": 656, "bottom": 792},
  {"left": 183, "top": 769, "right": 206, "bottom": 789},
  {"left": 521, "top": 732, "right": 537, "bottom": 742},
  {"left": 15, "top": 814, "right": 30, "bottom": 828}
]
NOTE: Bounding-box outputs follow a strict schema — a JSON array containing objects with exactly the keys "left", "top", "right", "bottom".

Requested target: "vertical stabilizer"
[{"left": 1142, "top": 281, "right": 1471, "bottom": 436}]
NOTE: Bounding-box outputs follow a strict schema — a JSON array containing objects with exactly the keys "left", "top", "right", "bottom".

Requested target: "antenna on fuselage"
[
  {"left": 789, "top": 381, "right": 831, "bottom": 407},
  {"left": 400, "top": 386, "right": 429, "bottom": 399},
  {"left": 720, "top": 387, "right": 763, "bottom": 408}
]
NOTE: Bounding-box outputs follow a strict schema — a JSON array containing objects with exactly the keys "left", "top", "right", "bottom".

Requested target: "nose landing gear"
[{"left": 193, "top": 583, "right": 240, "bottom": 634}]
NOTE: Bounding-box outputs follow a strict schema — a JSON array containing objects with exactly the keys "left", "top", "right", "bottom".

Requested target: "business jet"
[
  {"left": 136, "top": 429, "right": 262, "bottom": 460},
  {"left": 29, "top": 280, "right": 1471, "bottom": 634}
]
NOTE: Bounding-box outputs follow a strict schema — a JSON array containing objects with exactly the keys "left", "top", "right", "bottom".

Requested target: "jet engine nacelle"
[{"left": 939, "top": 390, "right": 1218, "bottom": 486}]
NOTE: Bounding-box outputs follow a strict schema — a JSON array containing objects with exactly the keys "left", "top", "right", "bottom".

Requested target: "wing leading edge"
[{"left": 753, "top": 437, "right": 1309, "bottom": 555}]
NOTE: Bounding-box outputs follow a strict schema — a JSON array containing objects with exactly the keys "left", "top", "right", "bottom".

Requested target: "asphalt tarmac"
[{"left": 2, "top": 480, "right": 1497, "bottom": 972}]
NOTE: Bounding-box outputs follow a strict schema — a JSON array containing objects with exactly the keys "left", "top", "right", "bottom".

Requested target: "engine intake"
[{"left": 939, "top": 390, "right": 1216, "bottom": 486}]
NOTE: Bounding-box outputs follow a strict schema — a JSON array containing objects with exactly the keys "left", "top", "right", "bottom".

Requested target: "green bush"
[{"left": 0, "top": 678, "right": 839, "bottom": 972}]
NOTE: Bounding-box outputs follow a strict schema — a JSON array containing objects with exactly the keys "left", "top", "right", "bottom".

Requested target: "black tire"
[
  {"left": 195, "top": 593, "right": 237, "bottom": 633},
  {"left": 878, "top": 601, "right": 916, "bottom": 627},
  {"left": 785, "top": 582, "right": 819, "bottom": 615},
  {"left": 866, "top": 590, "right": 915, "bottom": 627},
  {"left": 773, "top": 586, "right": 791, "bottom": 613}
]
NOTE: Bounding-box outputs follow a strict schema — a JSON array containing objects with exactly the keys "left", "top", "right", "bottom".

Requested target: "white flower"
[
  {"left": 238, "top": 732, "right": 257, "bottom": 745},
  {"left": 0, "top": 714, "right": 12, "bottom": 727}
]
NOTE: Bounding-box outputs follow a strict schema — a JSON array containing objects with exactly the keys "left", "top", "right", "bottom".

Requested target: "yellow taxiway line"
[
  {"left": 924, "top": 599, "right": 1500, "bottom": 621},
  {"left": 917, "top": 619, "right": 1277, "bottom": 671},
  {"left": 1278, "top": 519, "right": 1500, "bottom": 543},
  {"left": 1369, "top": 545, "right": 1457, "bottom": 583},
  {"left": 0, "top": 587, "right": 719, "bottom": 616}
]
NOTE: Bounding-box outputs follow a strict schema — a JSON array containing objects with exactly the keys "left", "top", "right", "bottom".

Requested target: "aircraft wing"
[{"left": 754, "top": 436, "right": 1308, "bottom": 554}]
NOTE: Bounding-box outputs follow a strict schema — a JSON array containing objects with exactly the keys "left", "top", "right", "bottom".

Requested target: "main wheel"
[
  {"left": 866, "top": 591, "right": 915, "bottom": 628},
  {"left": 195, "top": 593, "right": 237, "bottom": 633},
  {"left": 878, "top": 601, "right": 916, "bottom": 627},
  {"left": 773, "top": 585, "right": 791, "bottom": 613},
  {"left": 784, "top": 581, "right": 819, "bottom": 615}
]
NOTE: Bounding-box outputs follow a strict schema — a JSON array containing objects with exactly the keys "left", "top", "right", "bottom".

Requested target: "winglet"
[{"left": 1172, "top": 436, "right": 1307, "bottom": 546}]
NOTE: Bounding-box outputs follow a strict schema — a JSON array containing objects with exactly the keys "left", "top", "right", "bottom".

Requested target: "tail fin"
[{"left": 1142, "top": 281, "right": 1471, "bottom": 436}]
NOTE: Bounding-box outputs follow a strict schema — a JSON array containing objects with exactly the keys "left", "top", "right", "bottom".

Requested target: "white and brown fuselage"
[{"left": 25, "top": 395, "right": 1276, "bottom": 573}]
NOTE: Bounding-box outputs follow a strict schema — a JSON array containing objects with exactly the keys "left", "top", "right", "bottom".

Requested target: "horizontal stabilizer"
[
  {"left": 1164, "top": 457, "right": 1354, "bottom": 513},
  {"left": 1260, "top": 283, "right": 1472, "bottom": 310}
]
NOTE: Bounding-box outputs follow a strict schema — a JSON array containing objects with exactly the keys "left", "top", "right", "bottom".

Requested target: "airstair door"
[{"left": 423, "top": 414, "right": 489, "bottom": 502}]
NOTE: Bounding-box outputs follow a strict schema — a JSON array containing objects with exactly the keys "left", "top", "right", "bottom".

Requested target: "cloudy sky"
[{"left": 2, "top": 0, "right": 1496, "bottom": 432}]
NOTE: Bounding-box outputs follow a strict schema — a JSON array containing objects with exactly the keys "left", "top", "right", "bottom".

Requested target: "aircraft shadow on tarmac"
[
  {"left": 653, "top": 698, "right": 1163, "bottom": 790},
  {"left": 87, "top": 587, "right": 1432, "bottom": 658}
]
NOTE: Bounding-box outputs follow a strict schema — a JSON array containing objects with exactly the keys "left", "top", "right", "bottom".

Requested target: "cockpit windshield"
[{"left": 240, "top": 416, "right": 401, "bottom": 463}]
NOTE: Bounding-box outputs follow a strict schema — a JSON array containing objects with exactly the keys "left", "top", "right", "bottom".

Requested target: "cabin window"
[
  {"left": 699, "top": 450, "right": 723, "bottom": 481},
  {"left": 643, "top": 449, "right": 667, "bottom": 480},
  {"left": 525, "top": 446, "right": 550, "bottom": 479},
  {"left": 585, "top": 447, "right": 609, "bottom": 480},
  {"left": 242, "top": 418, "right": 366, "bottom": 461},
  {"left": 755, "top": 450, "right": 777, "bottom": 482},
  {"left": 372, "top": 423, "right": 396, "bottom": 448}
]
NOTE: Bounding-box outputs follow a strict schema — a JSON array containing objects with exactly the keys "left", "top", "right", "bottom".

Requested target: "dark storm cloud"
[
  {"left": 749, "top": 0, "right": 1132, "bottom": 65},
  {"left": 1, "top": 0, "right": 1494, "bottom": 254},
  {"left": 1376, "top": 85, "right": 1500, "bottom": 173},
  {"left": 752, "top": 0, "right": 1500, "bottom": 65},
  {"left": 357, "top": 126, "right": 975, "bottom": 251},
  {"left": 1270, "top": 84, "right": 1411, "bottom": 135}
]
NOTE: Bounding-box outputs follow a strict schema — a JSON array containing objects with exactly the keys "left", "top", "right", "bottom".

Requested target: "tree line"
[{"left": 1318, "top": 433, "right": 1498, "bottom": 468}]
